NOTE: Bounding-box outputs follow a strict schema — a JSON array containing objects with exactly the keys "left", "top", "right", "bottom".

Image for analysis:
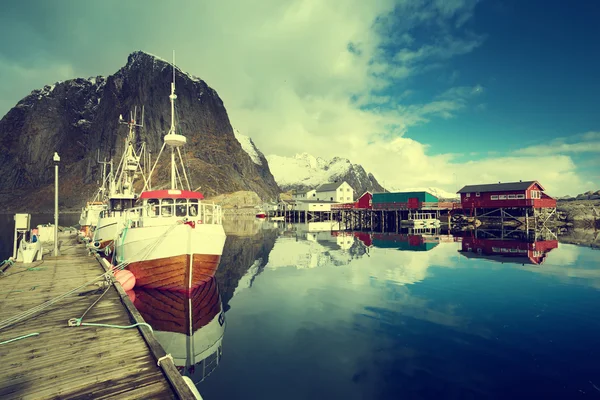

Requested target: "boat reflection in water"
[
  {"left": 457, "top": 228, "right": 559, "bottom": 265},
  {"left": 132, "top": 276, "right": 225, "bottom": 383}
]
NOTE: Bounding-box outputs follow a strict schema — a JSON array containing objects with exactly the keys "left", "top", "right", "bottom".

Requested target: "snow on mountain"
[
  {"left": 234, "top": 129, "right": 263, "bottom": 165},
  {"left": 266, "top": 152, "right": 384, "bottom": 196}
]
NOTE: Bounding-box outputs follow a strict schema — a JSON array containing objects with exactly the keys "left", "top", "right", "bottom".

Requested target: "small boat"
[
  {"left": 114, "top": 57, "right": 226, "bottom": 293},
  {"left": 270, "top": 216, "right": 285, "bottom": 222},
  {"left": 255, "top": 212, "right": 267, "bottom": 219},
  {"left": 15, "top": 229, "right": 43, "bottom": 264}
]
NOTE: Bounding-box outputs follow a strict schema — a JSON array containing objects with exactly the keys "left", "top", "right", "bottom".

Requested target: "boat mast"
[
  {"left": 169, "top": 53, "right": 177, "bottom": 189},
  {"left": 163, "top": 50, "right": 188, "bottom": 190}
]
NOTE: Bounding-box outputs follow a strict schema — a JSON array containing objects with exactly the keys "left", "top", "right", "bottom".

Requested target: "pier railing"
[{"left": 372, "top": 202, "right": 461, "bottom": 210}]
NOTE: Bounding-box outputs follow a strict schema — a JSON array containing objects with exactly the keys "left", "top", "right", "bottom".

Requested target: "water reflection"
[
  {"left": 197, "top": 223, "right": 600, "bottom": 399},
  {"left": 456, "top": 229, "right": 559, "bottom": 265},
  {"left": 132, "top": 277, "right": 225, "bottom": 384}
]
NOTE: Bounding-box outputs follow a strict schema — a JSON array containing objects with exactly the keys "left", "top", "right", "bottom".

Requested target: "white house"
[
  {"left": 292, "top": 189, "right": 317, "bottom": 201},
  {"left": 294, "top": 200, "right": 336, "bottom": 212},
  {"left": 315, "top": 181, "right": 354, "bottom": 203}
]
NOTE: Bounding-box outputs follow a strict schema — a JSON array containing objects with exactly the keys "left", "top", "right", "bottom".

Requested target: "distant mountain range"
[
  {"left": 265, "top": 153, "right": 384, "bottom": 197},
  {"left": 263, "top": 152, "right": 460, "bottom": 200},
  {"left": 559, "top": 190, "right": 600, "bottom": 201}
]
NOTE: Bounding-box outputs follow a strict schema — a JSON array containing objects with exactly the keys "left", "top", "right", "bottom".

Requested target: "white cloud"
[
  {"left": 1, "top": 0, "right": 595, "bottom": 197},
  {"left": 515, "top": 138, "right": 600, "bottom": 155}
]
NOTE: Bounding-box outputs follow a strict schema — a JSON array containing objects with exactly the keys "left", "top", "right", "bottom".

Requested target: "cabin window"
[
  {"left": 347, "top": 188, "right": 350, "bottom": 192},
  {"left": 189, "top": 199, "right": 198, "bottom": 216},
  {"left": 161, "top": 198, "right": 174, "bottom": 217},
  {"left": 517, "top": 194, "right": 525, "bottom": 199},
  {"left": 499, "top": 195, "right": 507, "bottom": 200},
  {"left": 346, "top": 197, "right": 350, "bottom": 200},
  {"left": 476, "top": 192, "right": 480, "bottom": 197},
  {"left": 147, "top": 199, "right": 160, "bottom": 217},
  {"left": 466, "top": 193, "right": 471, "bottom": 198},
  {"left": 491, "top": 195, "right": 499, "bottom": 200},
  {"left": 176, "top": 199, "right": 187, "bottom": 217},
  {"left": 508, "top": 195, "right": 516, "bottom": 199}
]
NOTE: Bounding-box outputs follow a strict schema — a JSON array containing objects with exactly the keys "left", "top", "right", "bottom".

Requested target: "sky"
[{"left": 1, "top": 0, "right": 599, "bottom": 196}]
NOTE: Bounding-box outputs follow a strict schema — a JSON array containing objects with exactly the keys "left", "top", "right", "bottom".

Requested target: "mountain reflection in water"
[{"left": 134, "top": 221, "right": 600, "bottom": 399}]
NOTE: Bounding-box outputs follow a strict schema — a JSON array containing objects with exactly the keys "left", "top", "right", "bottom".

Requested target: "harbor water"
[{"left": 2, "top": 216, "right": 599, "bottom": 399}]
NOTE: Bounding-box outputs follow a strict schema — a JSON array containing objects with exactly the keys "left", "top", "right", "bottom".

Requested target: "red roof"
[{"left": 139, "top": 189, "right": 204, "bottom": 200}]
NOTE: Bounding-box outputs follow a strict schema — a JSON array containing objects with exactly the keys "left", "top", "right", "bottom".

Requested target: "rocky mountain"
[
  {"left": 266, "top": 152, "right": 384, "bottom": 197},
  {"left": 0, "top": 51, "right": 280, "bottom": 211}
]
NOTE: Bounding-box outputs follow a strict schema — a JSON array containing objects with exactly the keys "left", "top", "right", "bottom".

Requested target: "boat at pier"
[
  {"left": 90, "top": 108, "right": 148, "bottom": 256},
  {"left": 113, "top": 58, "right": 226, "bottom": 292}
]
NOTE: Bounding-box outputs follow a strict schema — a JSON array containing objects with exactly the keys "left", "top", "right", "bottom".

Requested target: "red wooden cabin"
[
  {"left": 458, "top": 181, "right": 556, "bottom": 209},
  {"left": 355, "top": 191, "right": 373, "bottom": 209}
]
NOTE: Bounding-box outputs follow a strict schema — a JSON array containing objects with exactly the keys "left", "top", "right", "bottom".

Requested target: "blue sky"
[{"left": 0, "top": 0, "right": 598, "bottom": 195}]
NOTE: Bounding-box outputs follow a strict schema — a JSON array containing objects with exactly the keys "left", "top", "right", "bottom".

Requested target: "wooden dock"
[{"left": 0, "top": 231, "right": 196, "bottom": 399}]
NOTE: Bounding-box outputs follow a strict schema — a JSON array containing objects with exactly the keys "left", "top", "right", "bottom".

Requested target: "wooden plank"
[
  {"left": 95, "top": 254, "right": 198, "bottom": 399},
  {"left": 0, "top": 231, "right": 180, "bottom": 399}
]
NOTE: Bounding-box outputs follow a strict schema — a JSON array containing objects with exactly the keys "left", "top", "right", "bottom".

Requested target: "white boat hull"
[{"left": 115, "top": 221, "right": 226, "bottom": 292}]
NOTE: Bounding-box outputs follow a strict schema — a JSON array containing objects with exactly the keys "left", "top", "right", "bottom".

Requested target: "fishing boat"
[
  {"left": 132, "top": 277, "right": 225, "bottom": 384},
  {"left": 113, "top": 58, "right": 226, "bottom": 292},
  {"left": 89, "top": 108, "right": 148, "bottom": 256},
  {"left": 78, "top": 201, "right": 106, "bottom": 241},
  {"left": 78, "top": 157, "right": 111, "bottom": 241},
  {"left": 255, "top": 211, "right": 266, "bottom": 219}
]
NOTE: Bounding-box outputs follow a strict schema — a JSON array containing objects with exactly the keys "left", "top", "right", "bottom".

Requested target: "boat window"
[
  {"left": 176, "top": 199, "right": 187, "bottom": 217},
  {"left": 147, "top": 199, "right": 160, "bottom": 217},
  {"left": 189, "top": 199, "right": 198, "bottom": 216},
  {"left": 161, "top": 198, "right": 174, "bottom": 217}
]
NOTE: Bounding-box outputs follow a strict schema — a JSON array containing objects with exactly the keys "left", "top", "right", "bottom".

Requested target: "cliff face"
[{"left": 0, "top": 51, "right": 280, "bottom": 211}]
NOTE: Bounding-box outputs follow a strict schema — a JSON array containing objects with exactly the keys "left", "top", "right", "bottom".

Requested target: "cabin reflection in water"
[
  {"left": 358, "top": 228, "right": 455, "bottom": 252},
  {"left": 457, "top": 229, "right": 559, "bottom": 265},
  {"left": 132, "top": 276, "right": 225, "bottom": 383}
]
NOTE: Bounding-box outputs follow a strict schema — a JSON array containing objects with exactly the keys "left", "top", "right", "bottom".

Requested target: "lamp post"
[{"left": 53, "top": 152, "right": 60, "bottom": 256}]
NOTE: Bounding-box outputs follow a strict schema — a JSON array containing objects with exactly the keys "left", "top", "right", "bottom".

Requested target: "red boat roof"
[{"left": 139, "top": 189, "right": 205, "bottom": 200}]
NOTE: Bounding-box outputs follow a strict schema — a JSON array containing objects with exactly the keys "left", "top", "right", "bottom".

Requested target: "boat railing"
[{"left": 119, "top": 202, "right": 222, "bottom": 228}]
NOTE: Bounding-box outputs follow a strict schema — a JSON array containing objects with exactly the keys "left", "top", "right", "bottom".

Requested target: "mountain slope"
[
  {"left": 0, "top": 51, "right": 280, "bottom": 211},
  {"left": 266, "top": 152, "right": 384, "bottom": 197}
]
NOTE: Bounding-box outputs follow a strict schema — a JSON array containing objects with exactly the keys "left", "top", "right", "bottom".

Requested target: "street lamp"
[{"left": 53, "top": 152, "right": 60, "bottom": 256}]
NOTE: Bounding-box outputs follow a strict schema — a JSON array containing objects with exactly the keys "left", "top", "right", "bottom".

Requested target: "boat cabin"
[
  {"left": 133, "top": 189, "right": 221, "bottom": 225},
  {"left": 110, "top": 198, "right": 137, "bottom": 212}
]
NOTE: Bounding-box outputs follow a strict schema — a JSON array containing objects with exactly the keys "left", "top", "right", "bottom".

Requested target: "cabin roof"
[
  {"left": 139, "top": 189, "right": 205, "bottom": 200},
  {"left": 457, "top": 181, "right": 542, "bottom": 194},
  {"left": 295, "top": 199, "right": 339, "bottom": 204},
  {"left": 316, "top": 182, "right": 346, "bottom": 192}
]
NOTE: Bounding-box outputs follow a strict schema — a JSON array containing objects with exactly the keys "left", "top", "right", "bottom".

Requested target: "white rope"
[{"left": 0, "top": 219, "right": 184, "bottom": 333}]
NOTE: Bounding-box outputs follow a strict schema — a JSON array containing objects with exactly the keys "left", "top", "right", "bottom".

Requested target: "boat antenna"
[{"left": 162, "top": 50, "right": 188, "bottom": 190}]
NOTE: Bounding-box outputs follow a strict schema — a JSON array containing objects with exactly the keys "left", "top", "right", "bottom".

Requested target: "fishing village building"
[{"left": 456, "top": 180, "right": 557, "bottom": 227}]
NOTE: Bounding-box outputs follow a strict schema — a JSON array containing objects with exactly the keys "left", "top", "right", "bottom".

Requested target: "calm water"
[{"left": 2, "top": 216, "right": 600, "bottom": 399}]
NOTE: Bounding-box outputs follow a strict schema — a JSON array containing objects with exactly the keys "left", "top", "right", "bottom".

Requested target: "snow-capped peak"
[
  {"left": 266, "top": 152, "right": 373, "bottom": 191},
  {"left": 234, "top": 129, "right": 263, "bottom": 165}
]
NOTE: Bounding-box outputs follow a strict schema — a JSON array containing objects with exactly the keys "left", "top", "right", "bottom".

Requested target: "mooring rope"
[
  {"left": 0, "top": 219, "right": 183, "bottom": 335},
  {"left": 0, "top": 332, "right": 40, "bottom": 345}
]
